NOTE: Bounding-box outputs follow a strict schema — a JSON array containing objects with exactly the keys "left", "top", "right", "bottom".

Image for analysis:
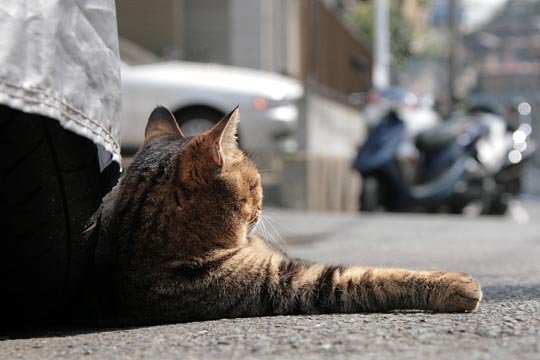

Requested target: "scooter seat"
[{"left": 415, "top": 121, "right": 463, "bottom": 153}]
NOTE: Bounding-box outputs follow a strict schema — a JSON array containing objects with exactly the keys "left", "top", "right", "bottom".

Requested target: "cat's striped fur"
[{"left": 84, "top": 107, "right": 481, "bottom": 325}]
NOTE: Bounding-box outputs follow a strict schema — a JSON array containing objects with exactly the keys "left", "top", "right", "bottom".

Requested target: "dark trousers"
[{"left": 0, "top": 105, "right": 119, "bottom": 327}]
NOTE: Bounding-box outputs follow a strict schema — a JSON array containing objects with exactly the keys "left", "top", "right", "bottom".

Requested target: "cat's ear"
[
  {"left": 144, "top": 106, "right": 184, "bottom": 144},
  {"left": 204, "top": 106, "right": 240, "bottom": 167}
]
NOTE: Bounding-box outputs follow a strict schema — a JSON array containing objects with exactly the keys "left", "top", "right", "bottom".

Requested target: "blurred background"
[{"left": 115, "top": 0, "right": 540, "bottom": 215}]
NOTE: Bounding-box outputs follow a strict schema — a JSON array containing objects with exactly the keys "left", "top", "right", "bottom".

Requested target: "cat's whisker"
[
  {"left": 265, "top": 218, "right": 287, "bottom": 249},
  {"left": 262, "top": 214, "right": 287, "bottom": 250},
  {"left": 259, "top": 220, "right": 269, "bottom": 240},
  {"left": 250, "top": 149, "right": 262, "bottom": 162},
  {"left": 246, "top": 130, "right": 264, "bottom": 159},
  {"left": 258, "top": 217, "right": 276, "bottom": 247},
  {"left": 254, "top": 217, "right": 269, "bottom": 239},
  {"left": 246, "top": 144, "right": 257, "bottom": 159},
  {"left": 248, "top": 138, "right": 265, "bottom": 163},
  {"left": 263, "top": 214, "right": 293, "bottom": 233},
  {"left": 248, "top": 135, "right": 262, "bottom": 156},
  {"left": 246, "top": 136, "right": 256, "bottom": 157},
  {"left": 261, "top": 218, "right": 273, "bottom": 243},
  {"left": 262, "top": 215, "right": 292, "bottom": 250}
]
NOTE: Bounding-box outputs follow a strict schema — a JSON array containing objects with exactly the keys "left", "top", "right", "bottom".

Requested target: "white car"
[{"left": 119, "top": 41, "right": 303, "bottom": 159}]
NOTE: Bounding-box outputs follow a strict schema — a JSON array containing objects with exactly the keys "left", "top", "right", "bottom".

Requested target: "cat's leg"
[
  {"left": 279, "top": 264, "right": 482, "bottom": 313},
  {"left": 239, "top": 237, "right": 482, "bottom": 313},
  {"left": 150, "top": 245, "right": 481, "bottom": 323},
  {"left": 187, "top": 247, "right": 481, "bottom": 317}
]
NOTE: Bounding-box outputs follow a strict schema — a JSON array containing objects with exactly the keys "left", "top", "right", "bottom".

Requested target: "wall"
[
  {"left": 116, "top": 0, "right": 185, "bottom": 57},
  {"left": 185, "top": 0, "right": 230, "bottom": 63},
  {"left": 228, "top": 0, "right": 261, "bottom": 69},
  {"left": 305, "top": 93, "right": 365, "bottom": 157},
  {"left": 281, "top": 93, "right": 366, "bottom": 212}
]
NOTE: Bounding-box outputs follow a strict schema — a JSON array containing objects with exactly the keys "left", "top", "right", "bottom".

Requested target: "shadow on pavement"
[
  {"left": 0, "top": 325, "right": 128, "bottom": 341},
  {"left": 2, "top": 284, "right": 538, "bottom": 340}
]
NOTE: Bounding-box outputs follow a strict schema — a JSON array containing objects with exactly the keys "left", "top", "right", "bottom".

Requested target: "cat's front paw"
[{"left": 431, "top": 272, "right": 482, "bottom": 312}]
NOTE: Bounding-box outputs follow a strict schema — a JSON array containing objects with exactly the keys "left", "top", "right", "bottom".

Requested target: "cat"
[{"left": 81, "top": 106, "right": 481, "bottom": 325}]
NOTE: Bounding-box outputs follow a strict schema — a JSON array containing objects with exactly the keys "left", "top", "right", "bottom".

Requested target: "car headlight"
[
  {"left": 252, "top": 96, "right": 299, "bottom": 122},
  {"left": 267, "top": 104, "right": 298, "bottom": 122}
]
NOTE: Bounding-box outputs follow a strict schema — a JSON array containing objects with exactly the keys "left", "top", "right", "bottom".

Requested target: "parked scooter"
[
  {"left": 466, "top": 104, "right": 535, "bottom": 214},
  {"left": 354, "top": 102, "right": 535, "bottom": 214},
  {"left": 353, "top": 110, "right": 486, "bottom": 213}
]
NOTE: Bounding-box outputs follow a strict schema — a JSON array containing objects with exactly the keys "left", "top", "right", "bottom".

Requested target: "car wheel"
[{"left": 174, "top": 108, "right": 223, "bottom": 137}]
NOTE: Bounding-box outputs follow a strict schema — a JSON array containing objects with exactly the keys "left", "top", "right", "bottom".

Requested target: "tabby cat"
[{"left": 83, "top": 106, "right": 481, "bottom": 325}]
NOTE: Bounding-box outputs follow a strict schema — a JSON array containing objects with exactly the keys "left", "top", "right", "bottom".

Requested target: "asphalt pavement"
[{"left": 1, "top": 199, "right": 539, "bottom": 359}]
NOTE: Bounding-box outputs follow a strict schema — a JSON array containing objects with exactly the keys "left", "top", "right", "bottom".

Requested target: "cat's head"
[{"left": 123, "top": 106, "right": 262, "bottom": 246}]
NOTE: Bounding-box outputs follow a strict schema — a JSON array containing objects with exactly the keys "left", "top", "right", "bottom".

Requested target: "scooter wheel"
[
  {"left": 360, "top": 177, "right": 380, "bottom": 212},
  {"left": 485, "top": 194, "right": 510, "bottom": 215}
]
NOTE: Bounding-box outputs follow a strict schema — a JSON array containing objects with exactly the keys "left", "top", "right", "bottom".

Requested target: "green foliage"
[{"left": 350, "top": 1, "right": 413, "bottom": 67}]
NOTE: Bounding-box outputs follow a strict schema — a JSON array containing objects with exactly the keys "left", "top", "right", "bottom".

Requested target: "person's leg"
[{"left": 0, "top": 105, "right": 119, "bottom": 327}]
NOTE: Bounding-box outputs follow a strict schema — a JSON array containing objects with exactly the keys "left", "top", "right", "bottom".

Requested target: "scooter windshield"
[{"left": 354, "top": 113, "right": 405, "bottom": 175}]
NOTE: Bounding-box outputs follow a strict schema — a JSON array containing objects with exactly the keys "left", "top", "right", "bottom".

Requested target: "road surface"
[{"left": 1, "top": 200, "right": 539, "bottom": 359}]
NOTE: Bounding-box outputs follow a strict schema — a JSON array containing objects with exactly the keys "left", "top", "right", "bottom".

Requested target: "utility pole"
[
  {"left": 373, "top": 0, "right": 390, "bottom": 89},
  {"left": 447, "top": 0, "right": 458, "bottom": 112}
]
